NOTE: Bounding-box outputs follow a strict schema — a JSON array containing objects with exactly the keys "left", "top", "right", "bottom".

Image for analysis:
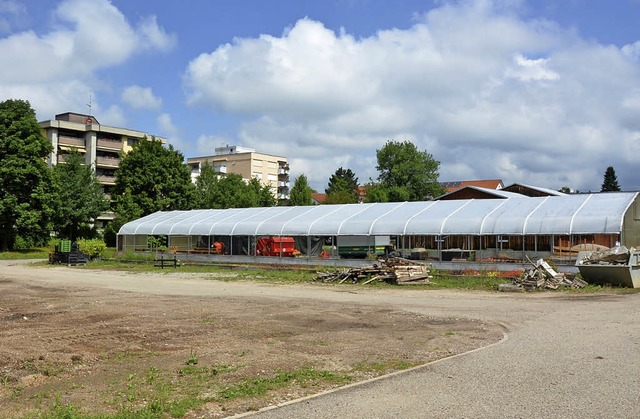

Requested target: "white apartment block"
[
  {"left": 187, "top": 145, "right": 290, "bottom": 202},
  {"left": 39, "top": 112, "right": 165, "bottom": 227}
]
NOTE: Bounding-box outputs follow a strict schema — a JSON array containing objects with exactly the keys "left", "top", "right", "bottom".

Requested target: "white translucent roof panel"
[
  {"left": 404, "top": 200, "right": 470, "bottom": 235},
  {"left": 369, "top": 202, "right": 436, "bottom": 235},
  {"left": 306, "top": 204, "right": 375, "bottom": 236},
  {"left": 570, "top": 193, "right": 635, "bottom": 234},
  {"left": 338, "top": 202, "right": 406, "bottom": 235},
  {"left": 524, "top": 194, "right": 591, "bottom": 235},
  {"left": 123, "top": 211, "right": 186, "bottom": 235},
  {"left": 167, "top": 210, "right": 222, "bottom": 235},
  {"left": 183, "top": 209, "right": 230, "bottom": 235},
  {"left": 117, "top": 192, "right": 638, "bottom": 237},
  {"left": 212, "top": 207, "right": 275, "bottom": 236},
  {"left": 278, "top": 206, "right": 333, "bottom": 236},
  {"left": 441, "top": 200, "right": 505, "bottom": 235},
  {"left": 481, "top": 198, "right": 549, "bottom": 235}
]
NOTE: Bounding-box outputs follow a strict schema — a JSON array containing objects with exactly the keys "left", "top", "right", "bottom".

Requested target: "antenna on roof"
[{"left": 87, "top": 90, "right": 92, "bottom": 115}]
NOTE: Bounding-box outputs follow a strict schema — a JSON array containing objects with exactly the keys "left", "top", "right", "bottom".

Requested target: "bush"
[
  {"left": 77, "top": 238, "right": 107, "bottom": 260},
  {"left": 13, "top": 236, "right": 33, "bottom": 251}
]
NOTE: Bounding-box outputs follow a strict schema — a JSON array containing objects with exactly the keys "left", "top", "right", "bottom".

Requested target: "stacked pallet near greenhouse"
[{"left": 315, "top": 257, "right": 431, "bottom": 285}]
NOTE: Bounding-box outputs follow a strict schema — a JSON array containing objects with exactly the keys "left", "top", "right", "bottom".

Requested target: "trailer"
[
  {"left": 337, "top": 235, "right": 392, "bottom": 259},
  {"left": 256, "top": 236, "right": 298, "bottom": 257}
]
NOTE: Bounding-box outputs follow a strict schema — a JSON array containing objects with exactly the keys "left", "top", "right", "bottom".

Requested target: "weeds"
[{"left": 219, "top": 368, "right": 352, "bottom": 400}]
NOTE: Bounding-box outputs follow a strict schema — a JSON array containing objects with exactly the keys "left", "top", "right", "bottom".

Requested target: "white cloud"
[
  {"left": 138, "top": 15, "right": 177, "bottom": 52},
  {"left": 0, "top": 0, "right": 175, "bottom": 120},
  {"left": 157, "top": 113, "right": 187, "bottom": 151},
  {"left": 100, "top": 105, "right": 127, "bottom": 127},
  {"left": 122, "top": 86, "right": 162, "bottom": 109},
  {"left": 184, "top": 1, "right": 640, "bottom": 191}
]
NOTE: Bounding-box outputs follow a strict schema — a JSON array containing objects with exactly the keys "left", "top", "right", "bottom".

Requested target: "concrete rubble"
[
  {"left": 315, "top": 257, "right": 432, "bottom": 285},
  {"left": 500, "top": 257, "right": 587, "bottom": 291}
]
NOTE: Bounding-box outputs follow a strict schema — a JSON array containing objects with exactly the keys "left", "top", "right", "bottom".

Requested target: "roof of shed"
[{"left": 118, "top": 192, "right": 638, "bottom": 237}]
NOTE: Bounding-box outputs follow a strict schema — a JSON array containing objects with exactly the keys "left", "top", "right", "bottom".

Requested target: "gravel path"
[
  {"left": 2, "top": 261, "right": 639, "bottom": 418},
  {"left": 243, "top": 292, "right": 640, "bottom": 418}
]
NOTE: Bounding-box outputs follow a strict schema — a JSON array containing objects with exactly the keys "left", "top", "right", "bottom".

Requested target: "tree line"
[{"left": 0, "top": 98, "right": 624, "bottom": 251}]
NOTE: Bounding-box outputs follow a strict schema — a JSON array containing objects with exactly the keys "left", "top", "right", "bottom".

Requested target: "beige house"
[
  {"left": 187, "top": 146, "right": 290, "bottom": 202},
  {"left": 39, "top": 112, "right": 165, "bottom": 227}
]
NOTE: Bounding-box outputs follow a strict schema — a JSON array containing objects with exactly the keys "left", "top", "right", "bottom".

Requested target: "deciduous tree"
[
  {"left": 0, "top": 99, "right": 54, "bottom": 251},
  {"left": 104, "top": 138, "right": 194, "bottom": 245},
  {"left": 375, "top": 140, "right": 445, "bottom": 201},
  {"left": 193, "top": 163, "right": 277, "bottom": 209},
  {"left": 51, "top": 151, "right": 109, "bottom": 240}
]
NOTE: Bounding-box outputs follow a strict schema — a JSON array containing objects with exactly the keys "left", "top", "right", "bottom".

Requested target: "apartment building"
[
  {"left": 39, "top": 112, "right": 165, "bottom": 227},
  {"left": 187, "top": 145, "right": 290, "bottom": 202}
]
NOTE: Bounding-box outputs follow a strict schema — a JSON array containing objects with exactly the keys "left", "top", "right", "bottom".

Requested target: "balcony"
[
  {"left": 97, "top": 138, "right": 124, "bottom": 150},
  {"left": 278, "top": 193, "right": 290, "bottom": 200},
  {"left": 58, "top": 135, "right": 85, "bottom": 147},
  {"left": 278, "top": 181, "right": 290, "bottom": 188},
  {"left": 96, "top": 175, "right": 116, "bottom": 185},
  {"left": 97, "top": 212, "right": 116, "bottom": 221},
  {"left": 96, "top": 156, "right": 121, "bottom": 168},
  {"left": 278, "top": 167, "right": 289, "bottom": 175}
]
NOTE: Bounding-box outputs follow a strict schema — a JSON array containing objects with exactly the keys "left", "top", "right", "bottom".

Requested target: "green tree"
[
  {"left": 325, "top": 167, "right": 359, "bottom": 204},
  {"left": 289, "top": 174, "right": 314, "bottom": 206},
  {"left": 375, "top": 140, "right": 445, "bottom": 201},
  {"left": 193, "top": 163, "right": 277, "bottom": 209},
  {"left": 601, "top": 166, "right": 621, "bottom": 192},
  {"left": 0, "top": 99, "right": 54, "bottom": 251},
  {"left": 248, "top": 177, "right": 277, "bottom": 207},
  {"left": 104, "top": 138, "right": 194, "bottom": 245},
  {"left": 558, "top": 186, "right": 572, "bottom": 194},
  {"left": 51, "top": 151, "right": 109, "bottom": 240}
]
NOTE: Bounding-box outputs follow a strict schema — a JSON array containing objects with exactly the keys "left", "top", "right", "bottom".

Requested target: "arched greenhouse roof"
[{"left": 117, "top": 192, "right": 638, "bottom": 237}]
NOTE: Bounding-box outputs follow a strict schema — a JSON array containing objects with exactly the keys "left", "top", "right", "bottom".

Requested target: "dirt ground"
[{"left": 0, "top": 262, "right": 503, "bottom": 418}]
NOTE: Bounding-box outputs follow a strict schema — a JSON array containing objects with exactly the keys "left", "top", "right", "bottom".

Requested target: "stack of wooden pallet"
[{"left": 315, "top": 257, "right": 431, "bottom": 285}]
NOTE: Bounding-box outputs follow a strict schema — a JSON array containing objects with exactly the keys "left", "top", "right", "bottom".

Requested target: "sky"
[{"left": 2, "top": 0, "right": 640, "bottom": 193}]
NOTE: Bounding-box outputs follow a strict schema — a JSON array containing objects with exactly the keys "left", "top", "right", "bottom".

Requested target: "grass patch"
[
  {"left": 0, "top": 247, "right": 50, "bottom": 260},
  {"left": 352, "top": 359, "right": 418, "bottom": 374},
  {"left": 426, "top": 274, "right": 507, "bottom": 290},
  {"left": 219, "top": 367, "right": 352, "bottom": 400}
]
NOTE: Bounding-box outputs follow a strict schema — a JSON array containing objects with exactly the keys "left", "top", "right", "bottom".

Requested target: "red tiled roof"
[
  {"left": 441, "top": 179, "right": 504, "bottom": 193},
  {"left": 311, "top": 192, "right": 327, "bottom": 204}
]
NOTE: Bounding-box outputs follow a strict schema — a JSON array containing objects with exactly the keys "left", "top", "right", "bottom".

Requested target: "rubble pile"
[
  {"left": 315, "top": 257, "right": 431, "bottom": 285},
  {"left": 508, "top": 257, "right": 587, "bottom": 290},
  {"left": 577, "top": 245, "right": 633, "bottom": 265}
]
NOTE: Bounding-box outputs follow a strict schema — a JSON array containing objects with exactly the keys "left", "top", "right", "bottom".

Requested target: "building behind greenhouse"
[{"left": 117, "top": 191, "right": 640, "bottom": 267}]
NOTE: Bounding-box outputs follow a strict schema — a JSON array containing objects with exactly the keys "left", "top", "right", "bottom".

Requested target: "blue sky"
[{"left": 2, "top": 0, "right": 640, "bottom": 193}]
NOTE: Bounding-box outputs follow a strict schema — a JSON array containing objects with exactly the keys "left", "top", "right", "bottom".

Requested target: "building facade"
[
  {"left": 39, "top": 112, "right": 165, "bottom": 228},
  {"left": 187, "top": 145, "right": 290, "bottom": 202}
]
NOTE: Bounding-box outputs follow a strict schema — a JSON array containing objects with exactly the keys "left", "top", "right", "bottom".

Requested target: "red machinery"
[{"left": 256, "top": 236, "right": 297, "bottom": 257}]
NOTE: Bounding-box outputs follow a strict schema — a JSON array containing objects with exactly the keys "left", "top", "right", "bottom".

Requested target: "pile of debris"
[
  {"left": 501, "top": 257, "right": 587, "bottom": 291},
  {"left": 315, "top": 257, "right": 431, "bottom": 285},
  {"left": 577, "top": 245, "right": 633, "bottom": 265}
]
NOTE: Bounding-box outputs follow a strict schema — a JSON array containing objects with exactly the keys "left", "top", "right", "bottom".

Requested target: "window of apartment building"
[
  {"left": 253, "top": 159, "right": 263, "bottom": 167},
  {"left": 268, "top": 161, "right": 277, "bottom": 169},
  {"left": 252, "top": 172, "right": 262, "bottom": 180},
  {"left": 268, "top": 174, "right": 277, "bottom": 182}
]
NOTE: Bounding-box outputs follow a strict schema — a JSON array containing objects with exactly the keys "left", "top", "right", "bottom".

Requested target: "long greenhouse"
[{"left": 117, "top": 191, "right": 640, "bottom": 266}]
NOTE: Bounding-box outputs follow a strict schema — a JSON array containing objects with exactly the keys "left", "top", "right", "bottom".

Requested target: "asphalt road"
[
  {"left": 2, "top": 261, "right": 638, "bottom": 418},
  {"left": 239, "top": 292, "right": 640, "bottom": 418}
]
